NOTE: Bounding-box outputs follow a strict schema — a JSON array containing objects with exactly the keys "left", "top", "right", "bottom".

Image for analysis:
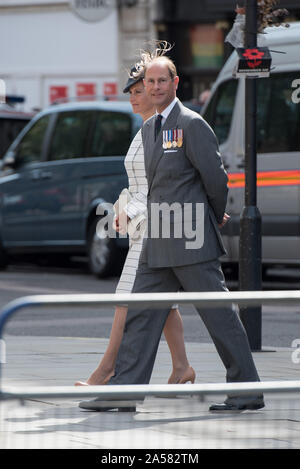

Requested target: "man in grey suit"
[{"left": 80, "top": 55, "right": 264, "bottom": 412}]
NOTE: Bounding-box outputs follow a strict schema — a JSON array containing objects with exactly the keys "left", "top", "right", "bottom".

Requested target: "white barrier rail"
[
  {"left": 0, "top": 289, "right": 300, "bottom": 386},
  {"left": 1, "top": 380, "right": 300, "bottom": 401},
  {"left": 0, "top": 291, "right": 300, "bottom": 449}
]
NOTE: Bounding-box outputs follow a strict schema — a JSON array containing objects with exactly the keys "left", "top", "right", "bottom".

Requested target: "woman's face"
[{"left": 129, "top": 81, "right": 155, "bottom": 117}]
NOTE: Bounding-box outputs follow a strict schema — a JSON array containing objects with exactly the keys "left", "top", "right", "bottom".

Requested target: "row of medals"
[{"left": 163, "top": 129, "right": 183, "bottom": 149}]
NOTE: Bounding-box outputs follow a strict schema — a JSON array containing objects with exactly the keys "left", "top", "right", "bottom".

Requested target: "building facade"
[
  {"left": 0, "top": 0, "right": 156, "bottom": 112},
  {"left": 155, "top": 0, "right": 300, "bottom": 102},
  {"left": 2, "top": 0, "right": 300, "bottom": 112}
]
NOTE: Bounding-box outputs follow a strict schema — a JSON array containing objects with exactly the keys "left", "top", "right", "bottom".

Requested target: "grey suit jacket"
[{"left": 141, "top": 100, "right": 228, "bottom": 268}]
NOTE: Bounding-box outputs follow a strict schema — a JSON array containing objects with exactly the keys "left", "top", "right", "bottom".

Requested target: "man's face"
[{"left": 143, "top": 62, "right": 179, "bottom": 112}]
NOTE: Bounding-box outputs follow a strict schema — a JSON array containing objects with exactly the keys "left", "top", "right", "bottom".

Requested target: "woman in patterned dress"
[{"left": 75, "top": 67, "right": 195, "bottom": 386}]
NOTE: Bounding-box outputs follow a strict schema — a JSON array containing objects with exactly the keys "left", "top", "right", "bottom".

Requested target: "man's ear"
[{"left": 174, "top": 76, "right": 179, "bottom": 89}]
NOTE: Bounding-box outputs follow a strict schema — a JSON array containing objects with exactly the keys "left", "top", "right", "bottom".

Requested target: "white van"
[{"left": 201, "top": 22, "right": 300, "bottom": 269}]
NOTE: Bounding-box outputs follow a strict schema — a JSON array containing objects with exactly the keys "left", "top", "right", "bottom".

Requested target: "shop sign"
[
  {"left": 49, "top": 85, "right": 68, "bottom": 104},
  {"left": 70, "top": 0, "right": 116, "bottom": 23},
  {"left": 103, "top": 82, "right": 117, "bottom": 97},
  {"left": 76, "top": 83, "right": 97, "bottom": 98}
]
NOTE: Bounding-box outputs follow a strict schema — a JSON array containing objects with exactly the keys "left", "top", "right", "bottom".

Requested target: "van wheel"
[{"left": 87, "top": 217, "right": 118, "bottom": 278}]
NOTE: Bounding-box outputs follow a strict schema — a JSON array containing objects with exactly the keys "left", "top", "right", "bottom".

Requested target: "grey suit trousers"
[{"left": 109, "top": 258, "right": 260, "bottom": 386}]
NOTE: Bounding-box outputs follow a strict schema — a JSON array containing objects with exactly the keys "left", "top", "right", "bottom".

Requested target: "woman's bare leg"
[
  {"left": 163, "top": 308, "right": 195, "bottom": 384},
  {"left": 75, "top": 306, "right": 127, "bottom": 385},
  {"left": 75, "top": 306, "right": 195, "bottom": 385}
]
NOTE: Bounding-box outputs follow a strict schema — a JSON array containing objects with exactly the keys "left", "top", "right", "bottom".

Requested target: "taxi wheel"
[{"left": 87, "top": 217, "right": 118, "bottom": 278}]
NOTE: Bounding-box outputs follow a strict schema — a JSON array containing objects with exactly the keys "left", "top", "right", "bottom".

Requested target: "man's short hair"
[{"left": 144, "top": 56, "right": 177, "bottom": 80}]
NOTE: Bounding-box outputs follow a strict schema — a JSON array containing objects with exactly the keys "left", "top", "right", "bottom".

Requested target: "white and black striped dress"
[{"left": 115, "top": 129, "right": 148, "bottom": 294}]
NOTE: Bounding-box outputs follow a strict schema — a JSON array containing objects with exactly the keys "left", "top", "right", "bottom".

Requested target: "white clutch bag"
[{"left": 113, "top": 188, "right": 147, "bottom": 240}]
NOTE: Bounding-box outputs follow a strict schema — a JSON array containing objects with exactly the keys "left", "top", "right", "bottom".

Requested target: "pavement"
[{"left": 1, "top": 333, "right": 300, "bottom": 450}]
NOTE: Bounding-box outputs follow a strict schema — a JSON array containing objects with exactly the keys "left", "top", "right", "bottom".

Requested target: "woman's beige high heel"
[
  {"left": 74, "top": 370, "right": 114, "bottom": 387},
  {"left": 178, "top": 366, "right": 196, "bottom": 384},
  {"left": 168, "top": 366, "right": 196, "bottom": 384}
]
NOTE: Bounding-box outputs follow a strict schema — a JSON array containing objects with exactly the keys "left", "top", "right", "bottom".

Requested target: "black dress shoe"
[
  {"left": 209, "top": 401, "right": 265, "bottom": 412},
  {"left": 79, "top": 398, "right": 137, "bottom": 412}
]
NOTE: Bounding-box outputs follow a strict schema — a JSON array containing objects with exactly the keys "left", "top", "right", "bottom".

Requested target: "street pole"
[{"left": 239, "top": 0, "right": 262, "bottom": 351}]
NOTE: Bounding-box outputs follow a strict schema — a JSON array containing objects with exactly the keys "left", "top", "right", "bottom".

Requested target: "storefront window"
[{"left": 189, "top": 24, "right": 224, "bottom": 70}]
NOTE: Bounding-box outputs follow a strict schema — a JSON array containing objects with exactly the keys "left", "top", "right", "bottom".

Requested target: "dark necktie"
[{"left": 154, "top": 114, "right": 163, "bottom": 141}]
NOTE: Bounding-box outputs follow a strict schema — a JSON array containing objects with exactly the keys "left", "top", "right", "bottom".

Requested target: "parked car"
[
  {"left": 0, "top": 105, "right": 34, "bottom": 158},
  {"left": 201, "top": 22, "right": 300, "bottom": 269},
  {"left": 0, "top": 100, "right": 142, "bottom": 277}
]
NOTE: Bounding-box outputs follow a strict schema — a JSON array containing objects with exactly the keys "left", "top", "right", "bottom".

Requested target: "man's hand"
[
  {"left": 218, "top": 213, "right": 230, "bottom": 229},
  {"left": 235, "top": 5, "right": 245, "bottom": 14},
  {"left": 113, "top": 210, "right": 130, "bottom": 235}
]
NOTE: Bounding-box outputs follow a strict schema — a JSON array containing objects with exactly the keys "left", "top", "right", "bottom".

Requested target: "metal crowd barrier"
[
  {"left": 0, "top": 291, "right": 300, "bottom": 449},
  {"left": 1, "top": 290, "right": 300, "bottom": 389}
]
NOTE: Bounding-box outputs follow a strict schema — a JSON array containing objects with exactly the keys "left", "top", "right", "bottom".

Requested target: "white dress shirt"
[{"left": 156, "top": 97, "right": 178, "bottom": 126}]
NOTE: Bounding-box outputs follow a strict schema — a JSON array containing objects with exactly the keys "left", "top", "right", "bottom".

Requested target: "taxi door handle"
[
  {"left": 30, "top": 169, "right": 41, "bottom": 180},
  {"left": 40, "top": 171, "right": 53, "bottom": 179}
]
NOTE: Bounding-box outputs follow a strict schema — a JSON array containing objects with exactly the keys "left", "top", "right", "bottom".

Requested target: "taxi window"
[
  {"left": 48, "top": 110, "right": 93, "bottom": 161},
  {"left": 257, "top": 72, "right": 300, "bottom": 153},
  {"left": 90, "top": 111, "right": 132, "bottom": 157},
  {"left": 15, "top": 114, "right": 50, "bottom": 164}
]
